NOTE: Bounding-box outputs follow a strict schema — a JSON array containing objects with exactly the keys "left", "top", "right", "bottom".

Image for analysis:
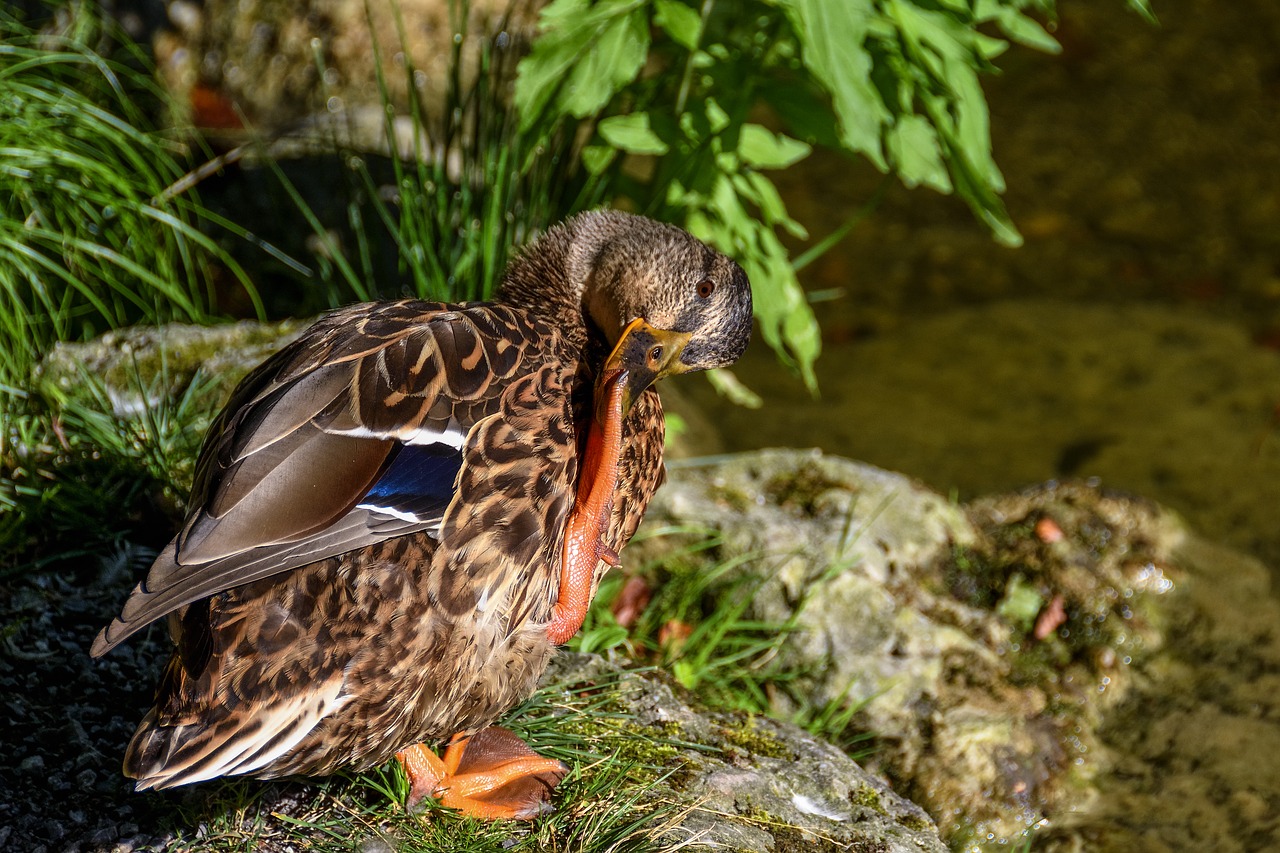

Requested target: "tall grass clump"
[
  {"left": 0, "top": 6, "right": 260, "bottom": 390},
  {"left": 262, "top": 1, "right": 604, "bottom": 313},
  {"left": 0, "top": 6, "right": 263, "bottom": 573}
]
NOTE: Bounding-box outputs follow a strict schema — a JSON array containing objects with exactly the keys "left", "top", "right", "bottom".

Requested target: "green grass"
[
  {"left": 570, "top": 525, "right": 876, "bottom": 758},
  {"left": 0, "top": 356, "right": 221, "bottom": 577},
  {"left": 0, "top": 5, "right": 262, "bottom": 390},
  {"left": 158, "top": 667, "right": 697, "bottom": 853}
]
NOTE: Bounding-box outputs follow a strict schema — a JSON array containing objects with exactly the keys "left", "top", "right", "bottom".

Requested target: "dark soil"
[{"left": 0, "top": 548, "right": 319, "bottom": 852}]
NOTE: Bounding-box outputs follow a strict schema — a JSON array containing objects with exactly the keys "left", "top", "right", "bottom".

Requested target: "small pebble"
[{"left": 1034, "top": 517, "right": 1065, "bottom": 543}]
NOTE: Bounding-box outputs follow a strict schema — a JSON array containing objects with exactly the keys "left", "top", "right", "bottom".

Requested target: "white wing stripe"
[{"left": 329, "top": 418, "right": 467, "bottom": 450}]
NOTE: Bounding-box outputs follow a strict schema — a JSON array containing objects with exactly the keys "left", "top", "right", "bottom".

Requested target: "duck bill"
[{"left": 598, "top": 318, "right": 693, "bottom": 420}]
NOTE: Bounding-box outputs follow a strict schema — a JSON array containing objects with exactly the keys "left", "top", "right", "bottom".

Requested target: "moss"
[
  {"left": 896, "top": 811, "right": 934, "bottom": 833},
  {"left": 708, "top": 479, "right": 755, "bottom": 513},
  {"left": 848, "top": 783, "right": 886, "bottom": 814},
  {"left": 716, "top": 713, "right": 793, "bottom": 760},
  {"left": 941, "top": 544, "right": 1007, "bottom": 609},
  {"left": 763, "top": 461, "right": 848, "bottom": 515},
  {"left": 769, "top": 822, "right": 840, "bottom": 853}
]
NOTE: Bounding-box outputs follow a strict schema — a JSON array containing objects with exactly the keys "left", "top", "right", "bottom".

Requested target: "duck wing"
[{"left": 91, "top": 299, "right": 549, "bottom": 656}]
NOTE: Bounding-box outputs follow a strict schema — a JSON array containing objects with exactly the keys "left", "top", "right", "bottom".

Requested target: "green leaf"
[
  {"left": 925, "top": 92, "right": 1021, "bottom": 246},
  {"left": 734, "top": 171, "right": 809, "bottom": 239},
  {"left": 1125, "top": 0, "right": 1159, "bottom": 25},
  {"left": 947, "top": 56, "right": 1004, "bottom": 193},
  {"left": 886, "top": 114, "right": 951, "bottom": 193},
  {"left": 997, "top": 9, "right": 1062, "bottom": 54},
  {"left": 706, "top": 367, "right": 764, "bottom": 409},
  {"left": 654, "top": 0, "right": 703, "bottom": 50},
  {"left": 972, "top": 0, "right": 1002, "bottom": 22},
  {"left": 581, "top": 143, "right": 618, "bottom": 175},
  {"left": 705, "top": 97, "right": 731, "bottom": 134},
  {"left": 598, "top": 112, "right": 670, "bottom": 155},
  {"left": 689, "top": 176, "right": 822, "bottom": 390},
  {"left": 514, "top": 0, "right": 649, "bottom": 129},
  {"left": 737, "top": 124, "right": 812, "bottom": 170},
  {"left": 775, "top": 0, "right": 889, "bottom": 168},
  {"left": 758, "top": 79, "right": 842, "bottom": 149},
  {"left": 996, "top": 574, "right": 1045, "bottom": 632}
]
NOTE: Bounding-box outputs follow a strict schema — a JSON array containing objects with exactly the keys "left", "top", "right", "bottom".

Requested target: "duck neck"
[{"left": 496, "top": 216, "right": 603, "bottom": 355}]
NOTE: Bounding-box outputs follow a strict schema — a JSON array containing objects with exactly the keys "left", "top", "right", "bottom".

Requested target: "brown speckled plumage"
[{"left": 91, "top": 210, "right": 751, "bottom": 794}]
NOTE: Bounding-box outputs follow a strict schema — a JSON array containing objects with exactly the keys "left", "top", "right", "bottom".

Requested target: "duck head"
[{"left": 565, "top": 210, "right": 754, "bottom": 418}]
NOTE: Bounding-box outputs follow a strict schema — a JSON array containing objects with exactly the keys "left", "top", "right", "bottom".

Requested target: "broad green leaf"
[
  {"left": 886, "top": 114, "right": 951, "bottom": 193},
  {"left": 889, "top": 0, "right": 963, "bottom": 75},
  {"left": 514, "top": 0, "right": 593, "bottom": 127},
  {"left": 775, "top": 0, "right": 889, "bottom": 169},
  {"left": 947, "top": 56, "right": 1004, "bottom": 193},
  {"left": 683, "top": 175, "right": 821, "bottom": 389},
  {"left": 735, "top": 171, "right": 809, "bottom": 239},
  {"left": 998, "top": 9, "right": 1062, "bottom": 54},
  {"left": 654, "top": 0, "right": 703, "bottom": 50},
  {"left": 562, "top": 7, "right": 650, "bottom": 118},
  {"left": 738, "top": 124, "right": 812, "bottom": 170},
  {"left": 514, "top": 0, "right": 649, "bottom": 129},
  {"left": 972, "top": 0, "right": 1003, "bottom": 24},
  {"left": 975, "top": 32, "right": 1010, "bottom": 61},
  {"left": 705, "top": 97, "right": 731, "bottom": 134},
  {"left": 758, "top": 79, "right": 842, "bottom": 149},
  {"left": 599, "top": 112, "right": 670, "bottom": 155},
  {"left": 666, "top": 178, "right": 704, "bottom": 208},
  {"left": 926, "top": 92, "right": 1021, "bottom": 246}
]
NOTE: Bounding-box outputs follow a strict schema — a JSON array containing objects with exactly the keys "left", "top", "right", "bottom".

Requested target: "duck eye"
[{"left": 696, "top": 278, "right": 716, "bottom": 299}]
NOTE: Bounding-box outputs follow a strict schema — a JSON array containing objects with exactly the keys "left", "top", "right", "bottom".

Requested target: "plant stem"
[{"left": 674, "top": 0, "right": 715, "bottom": 116}]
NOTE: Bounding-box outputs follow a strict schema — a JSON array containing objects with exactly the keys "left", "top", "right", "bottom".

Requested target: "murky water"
[
  {"left": 685, "top": 0, "right": 1280, "bottom": 581},
  {"left": 676, "top": 0, "right": 1280, "bottom": 848}
]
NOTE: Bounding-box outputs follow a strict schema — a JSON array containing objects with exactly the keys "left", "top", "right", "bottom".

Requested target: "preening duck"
[{"left": 92, "top": 209, "right": 753, "bottom": 819}]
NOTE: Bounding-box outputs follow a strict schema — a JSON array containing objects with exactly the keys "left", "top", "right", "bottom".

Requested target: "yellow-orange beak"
[{"left": 596, "top": 318, "right": 693, "bottom": 420}]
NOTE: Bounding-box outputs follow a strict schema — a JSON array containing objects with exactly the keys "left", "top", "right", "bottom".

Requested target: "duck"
[{"left": 90, "top": 209, "right": 753, "bottom": 819}]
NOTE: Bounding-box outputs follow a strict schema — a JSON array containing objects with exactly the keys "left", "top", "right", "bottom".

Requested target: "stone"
[
  {"left": 541, "top": 652, "right": 946, "bottom": 853},
  {"left": 35, "top": 320, "right": 303, "bottom": 419},
  {"left": 633, "top": 449, "right": 1185, "bottom": 847}
]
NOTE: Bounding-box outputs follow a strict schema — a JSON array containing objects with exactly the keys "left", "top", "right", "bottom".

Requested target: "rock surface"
[
  {"left": 36, "top": 320, "right": 303, "bottom": 419},
  {"left": 635, "top": 448, "right": 1280, "bottom": 851},
  {"left": 542, "top": 653, "right": 947, "bottom": 853}
]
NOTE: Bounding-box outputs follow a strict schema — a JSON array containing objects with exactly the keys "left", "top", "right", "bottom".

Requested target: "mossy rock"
[
  {"left": 541, "top": 652, "right": 946, "bottom": 853},
  {"left": 35, "top": 320, "right": 305, "bottom": 418},
  {"left": 636, "top": 450, "right": 1196, "bottom": 849}
]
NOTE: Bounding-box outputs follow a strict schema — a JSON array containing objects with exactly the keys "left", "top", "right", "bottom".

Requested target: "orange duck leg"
[{"left": 546, "top": 366, "right": 628, "bottom": 646}]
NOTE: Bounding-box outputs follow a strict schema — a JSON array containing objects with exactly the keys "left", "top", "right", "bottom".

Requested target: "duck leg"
[
  {"left": 547, "top": 367, "right": 627, "bottom": 645},
  {"left": 397, "top": 726, "right": 569, "bottom": 819}
]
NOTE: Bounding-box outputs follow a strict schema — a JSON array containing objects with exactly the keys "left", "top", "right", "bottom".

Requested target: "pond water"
[
  {"left": 676, "top": 1, "right": 1280, "bottom": 848},
  {"left": 684, "top": 0, "right": 1280, "bottom": 585}
]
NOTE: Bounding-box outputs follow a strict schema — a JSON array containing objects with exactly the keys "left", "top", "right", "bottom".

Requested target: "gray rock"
[
  {"left": 541, "top": 652, "right": 946, "bottom": 853},
  {"left": 35, "top": 319, "right": 303, "bottom": 419},
  {"left": 635, "top": 450, "right": 1184, "bottom": 847}
]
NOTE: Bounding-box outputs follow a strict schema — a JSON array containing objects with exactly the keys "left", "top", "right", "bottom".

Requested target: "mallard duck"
[{"left": 91, "top": 210, "right": 752, "bottom": 819}]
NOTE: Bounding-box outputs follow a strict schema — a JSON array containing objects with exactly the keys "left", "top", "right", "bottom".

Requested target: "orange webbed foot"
[{"left": 396, "top": 727, "right": 569, "bottom": 820}]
